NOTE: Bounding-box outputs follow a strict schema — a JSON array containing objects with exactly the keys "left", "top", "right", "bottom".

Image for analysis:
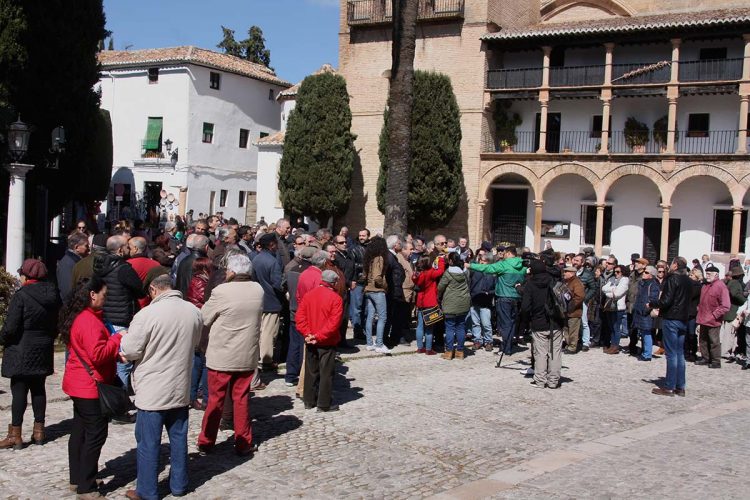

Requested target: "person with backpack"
[
  {"left": 562, "top": 266, "right": 584, "bottom": 354},
  {"left": 521, "top": 259, "right": 565, "bottom": 388}
]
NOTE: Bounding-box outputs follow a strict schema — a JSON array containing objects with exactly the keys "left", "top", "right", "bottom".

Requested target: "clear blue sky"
[{"left": 102, "top": 0, "right": 340, "bottom": 84}]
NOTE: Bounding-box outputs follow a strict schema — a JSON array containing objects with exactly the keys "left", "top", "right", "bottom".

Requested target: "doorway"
[
  {"left": 492, "top": 188, "right": 528, "bottom": 246},
  {"left": 643, "top": 217, "right": 681, "bottom": 264},
  {"left": 535, "top": 112, "right": 562, "bottom": 153}
]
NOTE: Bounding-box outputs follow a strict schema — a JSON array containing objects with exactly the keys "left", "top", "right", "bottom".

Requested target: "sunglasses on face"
[
  {"left": 77, "top": 226, "right": 86, "bottom": 230},
  {"left": 335, "top": 240, "right": 346, "bottom": 244},
  {"left": 436, "top": 242, "right": 447, "bottom": 246},
  {"left": 615, "top": 270, "right": 622, "bottom": 274}
]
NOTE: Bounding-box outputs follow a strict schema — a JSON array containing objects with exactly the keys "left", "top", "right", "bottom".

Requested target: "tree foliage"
[
  {"left": 279, "top": 72, "right": 355, "bottom": 225},
  {"left": 377, "top": 70, "right": 464, "bottom": 231},
  {"left": 217, "top": 25, "right": 271, "bottom": 67},
  {"left": 0, "top": 0, "right": 111, "bottom": 215}
]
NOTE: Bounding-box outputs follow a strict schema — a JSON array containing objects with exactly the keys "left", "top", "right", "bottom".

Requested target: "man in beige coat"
[
  {"left": 197, "top": 253, "right": 263, "bottom": 456},
  {"left": 120, "top": 275, "right": 202, "bottom": 500}
]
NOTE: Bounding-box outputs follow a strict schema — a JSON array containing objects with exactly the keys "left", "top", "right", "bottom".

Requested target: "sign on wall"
[{"left": 541, "top": 220, "right": 571, "bottom": 239}]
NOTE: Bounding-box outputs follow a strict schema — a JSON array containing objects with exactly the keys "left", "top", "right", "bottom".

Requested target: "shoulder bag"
[
  {"left": 421, "top": 305, "right": 444, "bottom": 326},
  {"left": 71, "top": 346, "right": 130, "bottom": 418}
]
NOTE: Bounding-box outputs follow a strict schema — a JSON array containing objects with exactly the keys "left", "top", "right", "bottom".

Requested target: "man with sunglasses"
[{"left": 349, "top": 229, "right": 370, "bottom": 339}]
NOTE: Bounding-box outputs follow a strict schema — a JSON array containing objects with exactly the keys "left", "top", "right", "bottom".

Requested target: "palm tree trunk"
[{"left": 383, "top": 0, "right": 418, "bottom": 236}]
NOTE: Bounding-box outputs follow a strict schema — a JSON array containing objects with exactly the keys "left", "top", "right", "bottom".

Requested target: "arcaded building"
[{"left": 339, "top": 0, "right": 750, "bottom": 264}]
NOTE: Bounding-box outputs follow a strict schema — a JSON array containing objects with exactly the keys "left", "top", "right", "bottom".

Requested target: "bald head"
[
  {"left": 106, "top": 235, "right": 129, "bottom": 257},
  {"left": 128, "top": 236, "right": 147, "bottom": 257}
]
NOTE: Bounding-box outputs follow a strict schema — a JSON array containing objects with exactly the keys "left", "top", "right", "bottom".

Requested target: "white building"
[
  {"left": 255, "top": 64, "right": 337, "bottom": 224},
  {"left": 97, "top": 46, "right": 291, "bottom": 225}
]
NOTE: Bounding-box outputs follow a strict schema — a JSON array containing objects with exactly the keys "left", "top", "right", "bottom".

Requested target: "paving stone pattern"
[{"left": 0, "top": 342, "right": 747, "bottom": 499}]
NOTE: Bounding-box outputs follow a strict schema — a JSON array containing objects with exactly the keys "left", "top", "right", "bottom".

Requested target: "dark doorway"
[
  {"left": 143, "top": 182, "right": 163, "bottom": 223},
  {"left": 492, "top": 188, "right": 528, "bottom": 246},
  {"left": 643, "top": 218, "right": 681, "bottom": 264},
  {"left": 535, "top": 112, "right": 562, "bottom": 153}
]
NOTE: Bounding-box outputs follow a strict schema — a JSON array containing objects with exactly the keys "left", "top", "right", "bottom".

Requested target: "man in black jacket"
[
  {"left": 385, "top": 235, "right": 407, "bottom": 348},
  {"left": 348, "top": 229, "right": 369, "bottom": 339},
  {"left": 56, "top": 232, "right": 90, "bottom": 304},
  {"left": 333, "top": 234, "right": 356, "bottom": 347},
  {"left": 649, "top": 256, "right": 692, "bottom": 397},
  {"left": 521, "top": 259, "right": 564, "bottom": 389}
]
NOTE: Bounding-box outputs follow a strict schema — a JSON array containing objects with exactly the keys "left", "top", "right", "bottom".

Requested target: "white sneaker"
[
  {"left": 365, "top": 345, "right": 376, "bottom": 351},
  {"left": 375, "top": 345, "right": 391, "bottom": 354},
  {"left": 521, "top": 367, "right": 535, "bottom": 376}
]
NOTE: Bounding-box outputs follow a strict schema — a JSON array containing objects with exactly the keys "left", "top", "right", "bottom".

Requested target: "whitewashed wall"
[
  {"left": 256, "top": 145, "right": 285, "bottom": 223},
  {"left": 672, "top": 176, "right": 733, "bottom": 260},
  {"left": 607, "top": 175, "right": 663, "bottom": 259},
  {"left": 542, "top": 174, "right": 597, "bottom": 253}
]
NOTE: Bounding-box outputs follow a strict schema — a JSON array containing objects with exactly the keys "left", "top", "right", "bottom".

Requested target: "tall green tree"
[
  {"left": 377, "top": 71, "right": 464, "bottom": 231},
  {"left": 216, "top": 25, "right": 271, "bottom": 67},
  {"left": 383, "top": 0, "right": 418, "bottom": 236},
  {"left": 279, "top": 72, "right": 355, "bottom": 225}
]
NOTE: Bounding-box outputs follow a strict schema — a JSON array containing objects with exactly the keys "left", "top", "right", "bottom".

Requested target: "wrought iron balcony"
[
  {"left": 347, "top": 0, "right": 464, "bottom": 26},
  {"left": 678, "top": 58, "right": 743, "bottom": 82},
  {"left": 487, "top": 68, "right": 542, "bottom": 89}
]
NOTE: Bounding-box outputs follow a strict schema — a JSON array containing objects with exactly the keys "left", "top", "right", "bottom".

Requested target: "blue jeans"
[
  {"left": 190, "top": 352, "right": 208, "bottom": 403},
  {"left": 581, "top": 302, "right": 590, "bottom": 346},
  {"left": 662, "top": 319, "right": 687, "bottom": 390},
  {"left": 470, "top": 306, "right": 493, "bottom": 346},
  {"left": 112, "top": 325, "right": 132, "bottom": 391},
  {"left": 365, "top": 291, "right": 387, "bottom": 347},
  {"left": 415, "top": 310, "right": 433, "bottom": 350},
  {"left": 639, "top": 329, "right": 653, "bottom": 359},
  {"left": 445, "top": 314, "right": 466, "bottom": 352},
  {"left": 608, "top": 310, "right": 627, "bottom": 347},
  {"left": 135, "top": 407, "right": 189, "bottom": 499},
  {"left": 285, "top": 321, "right": 304, "bottom": 383},
  {"left": 349, "top": 285, "right": 365, "bottom": 333},
  {"left": 496, "top": 298, "right": 518, "bottom": 354}
]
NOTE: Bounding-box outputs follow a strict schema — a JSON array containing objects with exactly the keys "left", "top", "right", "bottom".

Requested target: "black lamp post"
[
  {"left": 164, "top": 138, "right": 178, "bottom": 169},
  {"left": 7, "top": 117, "right": 31, "bottom": 162}
]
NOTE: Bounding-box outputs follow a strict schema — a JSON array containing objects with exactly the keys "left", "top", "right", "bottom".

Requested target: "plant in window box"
[
  {"left": 624, "top": 116, "right": 649, "bottom": 153},
  {"left": 142, "top": 151, "right": 164, "bottom": 159},
  {"left": 653, "top": 115, "right": 677, "bottom": 153},
  {"left": 493, "top": 101, "right": 521, "bottom": 153}
]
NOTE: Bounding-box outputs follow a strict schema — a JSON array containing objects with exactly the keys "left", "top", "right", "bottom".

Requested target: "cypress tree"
[
  {"left": 377, "top": 70, "right": 463, "bottom": 231},
  {"left": 279, "top": 72, "right": 355, "bottom": 225}
]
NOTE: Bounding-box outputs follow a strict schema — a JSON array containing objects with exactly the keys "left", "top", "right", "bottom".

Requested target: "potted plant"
[
  {"left": 653, "top": 115, "right": 677, "bottom": 153},
  {"left": 493, "top": 101, "right": 522, "bottom": 153},
  {"left": 624, "top": 117, "right": 649, "bottom": 153}
]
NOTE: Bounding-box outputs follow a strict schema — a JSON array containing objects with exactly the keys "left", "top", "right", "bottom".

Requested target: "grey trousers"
[{"left": 532, "top": 328, "right": 563, "bottom": 387}]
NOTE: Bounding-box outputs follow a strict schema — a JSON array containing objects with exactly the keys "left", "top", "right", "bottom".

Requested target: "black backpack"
[{"left": 546, "top": 280, "right": 572, "bottom": 322}]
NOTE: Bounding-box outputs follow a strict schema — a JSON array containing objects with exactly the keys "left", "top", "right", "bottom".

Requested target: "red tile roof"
[
  {"left": 482, "top": 7, "right": 750, "bottom": 41},
  {"left": 254, "top": 130, "right": 285, "bottom": 147},
  {"left": 98, "top": 46, "right": 292, "bottom": 87}
]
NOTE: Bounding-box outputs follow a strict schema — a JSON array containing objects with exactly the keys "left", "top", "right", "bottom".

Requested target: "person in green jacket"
[
  {"left": 467, "top": 246, "right": 526, "bottom": 355},
  {"left": 438, "top": 252, "right": 471, "bottom": 360}
]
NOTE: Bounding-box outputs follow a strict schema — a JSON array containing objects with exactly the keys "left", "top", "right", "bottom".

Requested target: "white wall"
[
  {"left": 542, "top": 174, "right": 597, "bottom": 253},
  {"left": 256, "top": 146, "right": 285, "bottom": 223},
  {"left": 607, "top": 175, "right": 663, "bottom": 259},
  {"left": 280, "top": 99, "right": 296, "bottom": 131},
  {"left": 672, "top": 176, "right": 732, "bottom": 259}
]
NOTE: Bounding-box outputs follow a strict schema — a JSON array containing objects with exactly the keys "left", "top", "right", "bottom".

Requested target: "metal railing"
[
  {"left": 549, "top": 65, "right": 605, "bottom": 87},
  {"left": 347, "top": 0, "right": 463, "bottom": 25},
  {"left": 481, "top": 130, "right": 745, "bottom": 155},
  {"left": 487, "top": 68, "right": 542, "bottom": 89},
  {"left": 678, "top": 58, "right": 743, "bottom": 82}
]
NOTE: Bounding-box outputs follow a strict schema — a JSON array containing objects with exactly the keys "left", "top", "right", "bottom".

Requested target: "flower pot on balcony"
[
  {"left": 632, "top": 145, "right": 646, "bottom": 153},
  {"left": 501, "top": 145, "right": 514, "bottom": 153}
]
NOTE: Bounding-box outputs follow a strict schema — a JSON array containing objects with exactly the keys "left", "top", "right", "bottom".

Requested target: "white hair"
[
  {"left": 386, "top": 234, "right": 401, "bottom": 250},
  {"left": 227, "top": 253, "right": 252, "bottom": 275}
]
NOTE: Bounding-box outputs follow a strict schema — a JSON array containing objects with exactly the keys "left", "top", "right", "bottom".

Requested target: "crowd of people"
[{"left": 0, "top": 212, "right": 748, "bottom": 498}]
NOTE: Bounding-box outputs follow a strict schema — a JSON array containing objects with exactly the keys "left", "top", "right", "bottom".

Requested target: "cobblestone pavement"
[{"left": 0, "top": 340, "right": 748, "bottom": 499}]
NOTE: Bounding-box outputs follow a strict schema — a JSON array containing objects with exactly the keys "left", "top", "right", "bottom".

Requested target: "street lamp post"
[{"left": 5, "top": 118, "right": 33, "bottom": 275}]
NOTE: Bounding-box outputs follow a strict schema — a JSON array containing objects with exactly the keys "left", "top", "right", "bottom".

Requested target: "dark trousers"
[
  {"left": 627, "top": 312, "right": 639, "bottom": 355},
  {"left": 589, "top": 316, "right": 602, "bottom": 346},
  {"left": 10, "top": 375, "right": 46, "bottom": 426},
  {"left": 698, "top": 325, "right": 721, "bottom": 364},
  {"left": 386, "top": 299, "right": 409, "bottom": 347},
  {"left": 685, "top": 318, "right": 698, "bottom": 360},
  {"left": 285, "top": 321, "right": 304, "bottom": 384},
  {"left": 496, "top": 298, "right": 518, "bottom": 354},
  {"left": 69, "top": 397, "right": 109, "bottom": 494},
  {"left": 303, "top": 345, "right": 336, "bottom": 410}
]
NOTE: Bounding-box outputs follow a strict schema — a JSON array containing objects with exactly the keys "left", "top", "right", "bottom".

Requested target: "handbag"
[
  {"left": 421, "top": 305, "right": 444, "bottom": 326},
  {"left": 71, "top": 346, "right": 130, "bottom": 418},
  {"left": 603, "top": 296, "right": 618, "bottom": 312}
]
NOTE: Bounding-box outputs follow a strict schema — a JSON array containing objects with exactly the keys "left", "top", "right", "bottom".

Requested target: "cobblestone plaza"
[{"left": 0, "top": 341, "right": 746, "bottom": 499}]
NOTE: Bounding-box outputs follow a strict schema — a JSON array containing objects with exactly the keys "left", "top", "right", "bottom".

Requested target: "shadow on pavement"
[
  {"left": 44, "top": 417, "right": 73, "bottom": 443},
  {"left": 333, "top": 364, "right": 363, "bottom": 407}
]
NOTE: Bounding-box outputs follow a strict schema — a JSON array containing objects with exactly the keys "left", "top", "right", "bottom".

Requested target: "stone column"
[
  {"left": 178, "top": 187, "right": 188, "bottom": 217},
  {"left": 599, "top": 99, "right": 611, "bottom": 154},
  {"left": 5, "top": 163, "right": 34, "bottom": 276},
  {"left": 731, "top": 206, "right": 744, "bottom": 255},
  {"left": 50, "top": 215, "right": 61, "bottom": 242},
  {"left": 541, "top": 46, "right": 552, "bottom": 87},
  {"left": 594, "top": 203, "right": 606, "bottom": 256},
  {"left": 477, "top": 199, "right": 487, "bottom": 244},
  {"left": 666, "top": 97, "right": 678, "bottom": 153},
  {"left": 670, "top": 38, "right": 681, "bottom": 83},
  {"left": 537, "top": 101, "right": 549, "bottom": 153},
  {"left": 660, "top": 203, "right": 671, "bottom": 261},
  {"left": 738, "top": 96, "right": 749, "bottom": 154},
  {"left": 533, "top": 200, "right": 544, "bottom": 252}
]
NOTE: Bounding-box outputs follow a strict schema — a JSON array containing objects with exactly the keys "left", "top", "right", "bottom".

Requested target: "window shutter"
[{"left": 144, "top": 117, "right": 163, "bottom": 150}]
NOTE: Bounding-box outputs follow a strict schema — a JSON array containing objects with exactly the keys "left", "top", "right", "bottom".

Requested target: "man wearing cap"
[
  {"left": 696, "top": 265, "right": 729, "bottom": 368},
  {"left": 252, "top": 233, "right": 284, "bottom": 373},
  {"left": 626, "top": 257, "right": 649, "bottom": 356},
  {"left": 295, "top": 270, "right": 344, "bottom": 412},
  {"left": 649, "top": 257, "right": 692, "bottom": 396},
  {"left": 720, "top": 265, "right": 746, "bottom": 362},
  {"left": 562, "top": 266, "right": 584, "bottom": 354},
  {"left": 57, "top": 232, "right": 90, "bottom": 304}
]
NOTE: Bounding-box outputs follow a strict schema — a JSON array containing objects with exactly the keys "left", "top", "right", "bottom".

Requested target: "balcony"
[
  {"left": 481, "top": 130, "right": 745, "bottom": 155},
  {"left": 141, "top": 140, "right": 164, "bottom": 159},
  {"left": 347, "top": 0, "right": 464, "bottom": 26},
  {"left": 488, "top": 58, "right": 744, "bottom": 90}
]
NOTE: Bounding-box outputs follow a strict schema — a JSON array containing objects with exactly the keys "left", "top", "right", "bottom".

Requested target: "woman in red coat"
[
  {"left": 412, "top": 256, "right": 446, "bottom": 355},
  {"left": 60, "top": 276, "right": 123, "bottom": 497},
  {"left": 187, "top": 257, "right": 211, "bottom": 410}
]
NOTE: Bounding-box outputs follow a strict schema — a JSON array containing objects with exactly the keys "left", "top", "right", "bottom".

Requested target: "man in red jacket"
[{"left": 296, "top": 270, "right": 343, "bottom": 412}]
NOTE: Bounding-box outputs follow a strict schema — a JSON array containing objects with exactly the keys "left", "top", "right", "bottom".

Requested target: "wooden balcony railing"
[{"left": 347, "top": 0, "right": 464, "bottom": 26}]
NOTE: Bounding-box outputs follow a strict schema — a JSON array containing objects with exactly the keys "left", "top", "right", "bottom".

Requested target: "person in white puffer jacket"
[{"left": 602, "top": 265, "right": 630, "bottom": 354}]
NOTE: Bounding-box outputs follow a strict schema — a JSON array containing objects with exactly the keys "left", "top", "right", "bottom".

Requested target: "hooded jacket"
[
  {"left": 0, "top": 281, "right": 62, "bottom": 378},
  {"left": 469, "top": 256, "right": 526, "bottom": 299},
  {"left": 93, "top": 253, "right": 145, "bottom": 327},
  {"left": 520, "top": 271, "right": 564, "bottom": 331},
  {"left": 438, "top": 267, "right": 471, "bottom": 316}
]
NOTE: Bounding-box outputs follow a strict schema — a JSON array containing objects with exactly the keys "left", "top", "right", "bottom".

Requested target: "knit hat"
[
  {"left": 481, "top": 241, "right": 493, "bottom": 252},
  {"left": 19, "top": 258, "right": 47, "bottom": 280},
  {"left": 630, "top": 253, "right": 640, "bottom": 261},
  {"left": 529, "top": 259, "right": 547, "bottom": 275},
  {"left": 321, "top": 269, "right": 339, "bottom": 284},
  {"left": 92, "top": 233, "right": 107, "bottom": 250},
  {"left": 299, "top": 246, "right": 316, "bottom": 259}
]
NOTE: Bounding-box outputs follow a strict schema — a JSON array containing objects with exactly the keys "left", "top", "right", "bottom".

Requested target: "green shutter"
[
  {"left": 144, "top": 117, "right": 163, "bottom": 150},
  {"left": 203, "top": 122, "right": 214, "bottom": 134}
]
